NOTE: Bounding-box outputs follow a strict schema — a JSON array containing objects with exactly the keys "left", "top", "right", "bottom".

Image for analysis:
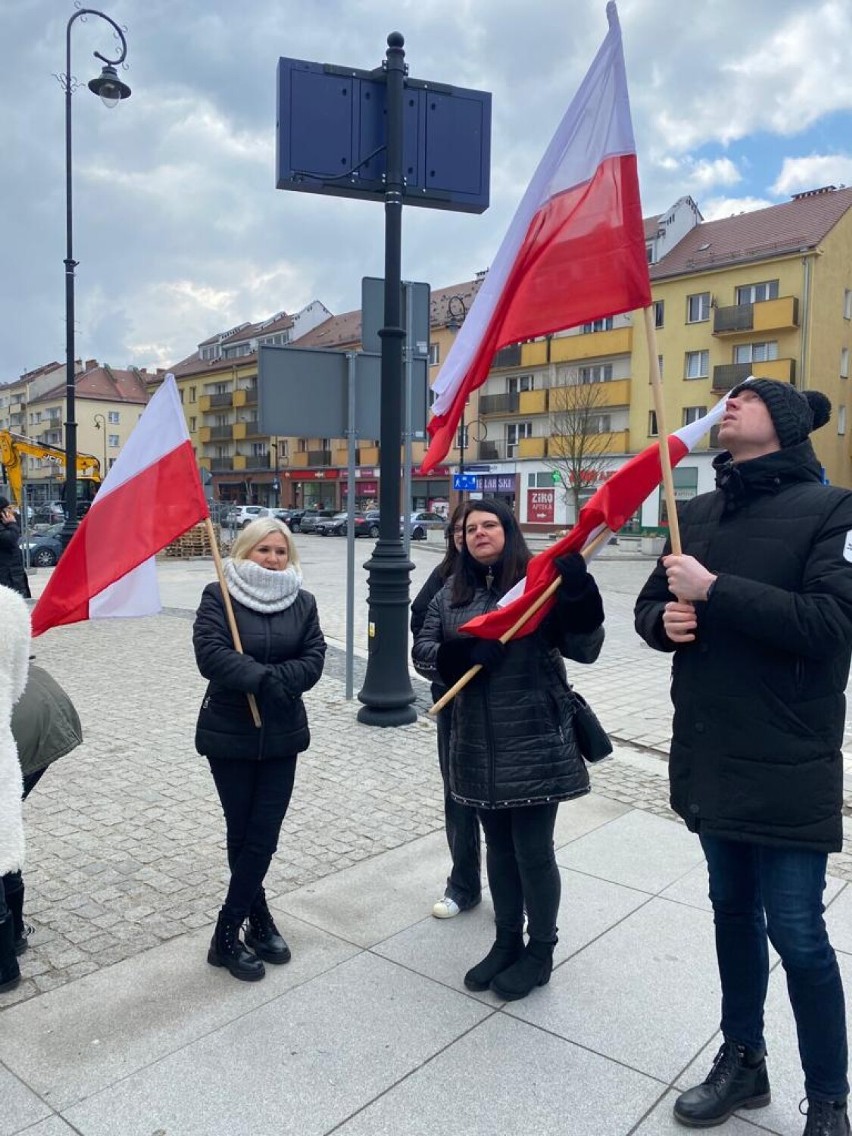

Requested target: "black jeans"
[
  {"left": 478, "top": 802, "right": 560, "bottom": 944},
  {"left": 207, "top": 756, "right": 297, "bottom": 922},
  {"left": 701, "top": 833, "right": 848, "bottom": 1102},
  {"left": 437, "top": 704, "right": 481, "bottom": 907}
]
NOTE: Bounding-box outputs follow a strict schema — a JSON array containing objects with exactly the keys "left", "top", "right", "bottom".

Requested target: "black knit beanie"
[{"left": 728, "top": 378, "right": 832, "bottom": 448}]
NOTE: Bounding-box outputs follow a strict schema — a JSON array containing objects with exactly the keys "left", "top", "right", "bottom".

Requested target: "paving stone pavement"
[{"left": 4, "top": 541, "right": 851, "bottom": 1009}]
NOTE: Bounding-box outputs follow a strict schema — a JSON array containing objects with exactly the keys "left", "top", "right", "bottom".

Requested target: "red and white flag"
[
  {"left": 459, "top": 397, "right": 731, "bottom": 641},
  {"left": 32, "top": 374, "right": 208, "bottom": 637},
  {"left": 421, "top": 1, "right": 651, "bottom": 474}
]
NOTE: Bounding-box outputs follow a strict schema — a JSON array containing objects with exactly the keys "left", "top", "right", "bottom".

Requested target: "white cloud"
[
  {"left": 773, "top": 154, "right": 852, "bottom": 194},
  {"left": 700, "top": 195, "right": 777, "bottom": 221}
]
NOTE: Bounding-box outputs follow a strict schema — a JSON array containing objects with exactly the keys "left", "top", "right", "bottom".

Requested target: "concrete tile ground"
[{"left": 0, "top": 547, "right": 850, "bottom": 1135}]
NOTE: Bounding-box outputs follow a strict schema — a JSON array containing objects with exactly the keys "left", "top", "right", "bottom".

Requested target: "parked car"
[
  {"left": 401, "top": 511, "right": 445, "bottom": 540},
  {"left": 274, "top": 507, "right": 310, "bottom": 532},
  {"left": 21, "top": 523, "right": 63, "bottom": 568},
  {"left": 225, "top": 505, "right": 272, "bottom": 529},
  {"left": 315, "top": 511, "right": 380, "bottom": 538},
  {"left": 297, "top": 508, "right": 337, "bottom": 534}
]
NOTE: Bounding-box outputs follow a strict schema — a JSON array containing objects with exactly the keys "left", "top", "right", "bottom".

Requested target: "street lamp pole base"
[{"left": 356, "top": 537, "right": 417, "bottom": 728}]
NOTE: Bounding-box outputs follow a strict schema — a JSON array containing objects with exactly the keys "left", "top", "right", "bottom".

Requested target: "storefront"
[{"left": 281, "top": 468, "right": 340, "bottom": 510}]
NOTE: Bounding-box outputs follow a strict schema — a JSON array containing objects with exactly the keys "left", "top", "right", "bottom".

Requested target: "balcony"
[
  {"left": 478, "top": 441, "right": 500, "bottom": 460},
  {"left": 359, "top": 445, "right": 380, "bottom": 465},
  {"left": 517, "top": 436, "right": 547, "bottom": 459},
  {"left": 714, "top": 296, "right": 799, "bottom": 335},
  {"left": 479, "top": 392, "right": 520, "bottom": 416},
  {"left": 210, "top": 457, "right": 233, "bottom": 472},
  {"left": 232, "top": 419, "right": 260, "bottom": 440},
  {"left": 199, "top": 392, "right": 233, "bottom": 412},
  {"left": 233, "top": 386, "right": 258, "bottom": 407},
  {"left": 492, "top": 344, "right": 522, "bottom": 369},
  {"left": 712, "top": 357, "right": 796, "bottom": 392},
  {"left": 549, "top": 326, "right": 633, "bottom": 364},
  {"left": 307, "top": 450, "right": 332, "bottom": 467},
  {"left": 518, "top": 389, "right": 547, "bottom": 414},
  {"left": 333, "top": 447, "right": 362, "bottom": 465}
]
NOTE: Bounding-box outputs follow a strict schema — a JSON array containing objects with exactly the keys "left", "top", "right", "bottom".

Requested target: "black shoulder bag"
[{"left": 569, "top": 687, "right": 613, "bottom": 763}]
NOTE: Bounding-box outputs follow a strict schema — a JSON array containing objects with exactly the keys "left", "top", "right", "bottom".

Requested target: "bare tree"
[{"left": 545, "top": 375, "right": 614, "bottom": 523}]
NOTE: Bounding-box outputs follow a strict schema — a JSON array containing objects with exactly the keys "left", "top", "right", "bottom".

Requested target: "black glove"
[
  {"left": 555, "top": 551, "right": 588, "bottom": 597},
  {"left": 260, "top": 670, "right": 294, "bottom": 708},
  {"left": 436, "top": 637, "right": 505, "bottom": 685}
]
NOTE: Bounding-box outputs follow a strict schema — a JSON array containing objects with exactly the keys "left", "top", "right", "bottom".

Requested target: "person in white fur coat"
[{"left": 0, "top": 583, "right": 32, "bottom": 992}]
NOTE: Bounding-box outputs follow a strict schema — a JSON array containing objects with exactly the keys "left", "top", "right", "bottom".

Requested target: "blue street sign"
[{"left": 454, "top": 473, "right": 477, "bottom": 491}]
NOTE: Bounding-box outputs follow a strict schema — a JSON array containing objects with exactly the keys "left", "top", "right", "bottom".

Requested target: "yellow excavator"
[{"left": 0, "top": 431, "right": 101, "bottom": 513}]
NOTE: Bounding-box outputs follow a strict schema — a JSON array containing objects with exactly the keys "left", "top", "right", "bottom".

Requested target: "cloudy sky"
[{"left": 2, "top": 0, "right": 851, "bottom": 380}]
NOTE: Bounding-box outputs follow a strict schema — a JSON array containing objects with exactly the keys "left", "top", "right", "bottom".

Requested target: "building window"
[
  {"left": 179, "top": 388, "right": 184, "bottom": 403},
  {"left": 654, "top": 300, "right": 664, "bottom": 328},
  {"left": 838, "top": 405, "right": 847, "bottom": 435},
  {"left": 578, "top": 363, "right": 613, "bottom": 384},
  {"left": 844, "top": 290, "right": 852, "bottom": 320},
  {"left": 108, "top": 410, "right": 120, "bottom": 424},
  {"left": 686, "top": 293, "right": 711, "bottom": 323},
  {"left": 734, "top": 341, "right": 778, "bottom": 364},
  {"left": 648, "top": 410, "right": 658, "bottom": 437},
  {"left": 585, "top": 413, "right": 612, "bottom": 434},
  {"left": 507, "top": 374, "right": 534, "bottom": 393},
  {"left": 189, "top": 386, "right": 197, "bottom": 403},
  {"left": 505, "top": 421, "right": 532, "bottom": 456},
  {"left": 189, "top": 416, "right": 197, "bottom": 431},
  {"left": 736, "top": 280, "right": 779, "bottom": 304},
  {"left": 841, "top": 347, "right": 849, "bottom": 379},
  {"left": 296, "top": 438, "right": 307, "bottom": 452},
  {"left": 682, "top": 406, "right": 707, "bottom": 425},
  {"left": 685, "top": 350, "right": 709, "bottom": 379},
  {"left": 428, "top": 343, "right": 440, "bottom": 366},
  {"left": 251, "top": 442, "right": 268, "bottom": 457},
  {"left": 581, "top": 317, "right": 614, "bottom": 333},
  {"left": 108, "top": 434, "right": 119, "bottom": 448}
]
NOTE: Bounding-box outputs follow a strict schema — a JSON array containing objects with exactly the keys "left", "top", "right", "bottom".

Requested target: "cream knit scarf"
[{"left": 223, "top": 558, "right": 303, "bottom": 613}]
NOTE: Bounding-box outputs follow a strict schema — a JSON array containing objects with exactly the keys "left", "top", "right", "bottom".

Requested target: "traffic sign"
[{"left": 453, "top": 473, "right": 477, "bottom": 491}]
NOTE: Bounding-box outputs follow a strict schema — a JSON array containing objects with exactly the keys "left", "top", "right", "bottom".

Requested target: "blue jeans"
[{"left": 700, "top": 833, "right": 848, "bottom": 1102}]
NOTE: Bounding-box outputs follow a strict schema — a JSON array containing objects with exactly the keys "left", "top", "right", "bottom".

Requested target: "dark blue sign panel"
[
  {"left": 453, "top": 473, "right": 477, "bottom": 491},
  {"left": 276, "top": 57, "right": 490, "bottom": 213}
]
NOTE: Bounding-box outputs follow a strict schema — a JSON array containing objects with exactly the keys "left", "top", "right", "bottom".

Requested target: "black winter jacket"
[
  {"left": 0, "top": 520, "right": 31, "bottom": 598},
  {"left": 413, "top": 579, "right": 604, "bottom": 808},
  {"left": 193, "top": 583, "right": 326, "bottom": 760},
  {"left": 635, "top": 441, "right": 852, "bottom": 852}
]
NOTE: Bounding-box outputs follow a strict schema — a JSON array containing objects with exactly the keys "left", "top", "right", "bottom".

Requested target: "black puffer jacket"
[
  {"left": 635, "top": 441, "right": 852, "bottom": 852},
  {"left": 193, "top": 583, "right": 326, "bottom": 760},
  {"left": 413, "top": 580, "right": 604, "bottom": 808},
  {"left": 0, "top": 519, "right": 31, "bottom": 598}
]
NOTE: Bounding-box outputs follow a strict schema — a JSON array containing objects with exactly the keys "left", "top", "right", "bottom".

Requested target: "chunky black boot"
[
  {"left": 801, "top": 1097, "right": 851, "bottom": 1136},
  {"left": 6, "top": 881, "right": 30, "bottom": 956},
  {"left": 207, "top": 912, "right": 265, "bottom": 982},
  {"left": 489, "top": 937, "right": 554, "bottom": 1001},
  {"left": 244, "top": 893, "right": 291, "bottom": 965},
  {"left": 673, "top": 1039, "right": 770, "bottom": 1127},
  {"left": 0, "top": 912, "right": 21, "bottom": 993},
  {"left": 464, "top": 929, "right": 524, "bottom": 992}
]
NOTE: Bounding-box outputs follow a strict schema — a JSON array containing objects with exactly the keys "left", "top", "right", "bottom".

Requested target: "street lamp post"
[
  {"left": 59, "top": 8, "right": 130, "bottom": 547},
  {"left": 92, "top": 412, "right": 107, "bottom": 476},
  {"left": 270, "top": 441, "right": 281, "bottom": 508}
]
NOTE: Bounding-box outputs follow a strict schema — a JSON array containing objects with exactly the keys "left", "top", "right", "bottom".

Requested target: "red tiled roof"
[
  {"left": 651, "top": 186, "right": 852, "bottom": 280},
  {"left": 32, "top": 363, "right": 149, "bottom": 406}
]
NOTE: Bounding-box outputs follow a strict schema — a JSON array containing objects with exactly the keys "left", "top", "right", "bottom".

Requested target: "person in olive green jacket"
[{"left": 3, "top": 664, "right": 82, "bottom": 955}]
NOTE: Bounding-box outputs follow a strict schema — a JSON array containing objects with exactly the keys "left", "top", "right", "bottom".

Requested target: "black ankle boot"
[
  {"left": 802, "top": 1097, "right": 851, "bottom": 1136},
  {"left": 6, "top": 882, "right": 30, "bottom": 956},
  {"left": 489, "top": 938, "right": 554, "bottom": 1001},
  {"left": 464, "top": 930, "right": 524, "bottom": 992},
  {"left": 0, "top": 912, "right": 21, "bottom": 993},
  {"left": 244, "top": 894, "right": 291, "bottom": 965},
  {"left": 673, "top": 1039, "right": 770, "bottom": 1127},
  {"left": 207, "top": 912, "right": 265, "bottom": 982}
]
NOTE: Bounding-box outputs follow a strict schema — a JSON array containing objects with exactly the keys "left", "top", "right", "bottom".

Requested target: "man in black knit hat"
[{"left": 635, "top": 378, "right": 851, "bottom": 1135}]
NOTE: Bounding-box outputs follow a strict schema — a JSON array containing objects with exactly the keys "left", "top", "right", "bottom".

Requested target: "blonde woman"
[{"left": 193, "top": 518, "right": 325, "bottom": 982}]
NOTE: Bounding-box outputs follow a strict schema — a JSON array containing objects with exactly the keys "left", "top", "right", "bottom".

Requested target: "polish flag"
[
  {"left": 421, "top": 2, "right": 650, "bottom": 474},
  {"left": 32, "top": 375, "right": 209, "bottom": 637},
  {"left": 460, "top": 397, "right": 731, "bottom": 640}
]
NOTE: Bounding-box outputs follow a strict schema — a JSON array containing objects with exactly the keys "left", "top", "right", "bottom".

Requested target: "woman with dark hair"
[
  {"left": 0, "top": 498, "right": 31, "bottom": 599},
  {"left": 193, "top": 517, "right": 326, "bottom": 982},
  {"left": 411, "top": 502, "right": 481, "bottom": 919},
  {"left": 413, "top": 498, "right": 605, "bottom": 1001}
]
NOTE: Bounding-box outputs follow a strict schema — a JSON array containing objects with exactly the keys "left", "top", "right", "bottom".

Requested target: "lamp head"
[{"left": 88, "top": 64, "right": 131, "bottom": 108}]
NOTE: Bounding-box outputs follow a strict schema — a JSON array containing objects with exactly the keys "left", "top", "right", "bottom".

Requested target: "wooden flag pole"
[
  {"left": 642, "top": 306, "right": 681, "bottom": 555},
  {"left": 205, "top": 516, "right": 262, "bottom": 728},
  {"left": 428, "top": 526, "right": 612, "bottom": 716}
]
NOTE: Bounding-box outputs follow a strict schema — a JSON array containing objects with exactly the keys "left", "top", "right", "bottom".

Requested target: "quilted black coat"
[
  {"left": 193, "top": 583, "right": 326, "bottom": 760},
  {"left": 413, "top": 582, "right": 604, "bottom": 808},
  {"left": 635, "top": 441, "right": 852, "bottom": 852}
]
